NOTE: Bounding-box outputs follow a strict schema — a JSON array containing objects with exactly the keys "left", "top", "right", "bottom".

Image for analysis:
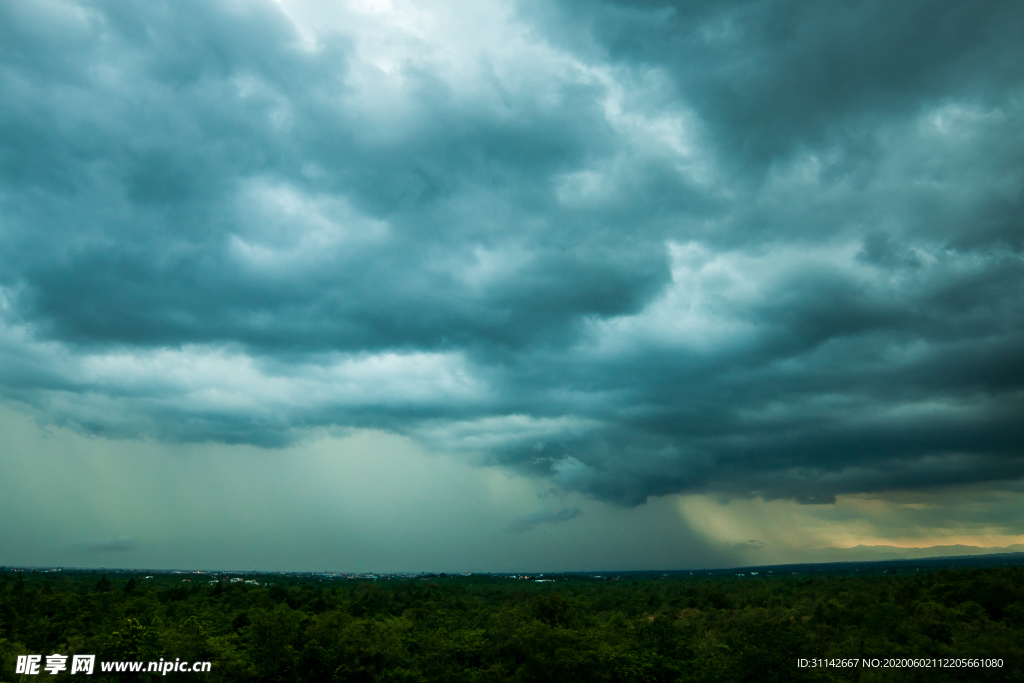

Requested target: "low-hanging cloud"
[
  {"left": 511, "top": 508, "right": 584, "bottom": 533},
  {"left": 0, "top": 0, "right": 1022, "bottom": 507}
]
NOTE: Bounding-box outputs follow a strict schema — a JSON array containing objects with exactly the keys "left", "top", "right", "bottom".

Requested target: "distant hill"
[{"left": 794, "top": 542, "right": 1024, "bottom": 564}]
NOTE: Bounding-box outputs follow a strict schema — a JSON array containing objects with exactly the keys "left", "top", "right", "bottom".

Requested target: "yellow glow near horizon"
[{"left": 678, "top": 489, "right": 1024, "bottom": 560}]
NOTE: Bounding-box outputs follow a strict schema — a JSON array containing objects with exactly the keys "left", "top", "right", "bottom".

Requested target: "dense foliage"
[{"left": 1, "top": 567, "right": 1021, "bottom": 682}]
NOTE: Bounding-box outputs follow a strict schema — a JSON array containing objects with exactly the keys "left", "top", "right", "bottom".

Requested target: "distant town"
[{"left": 5, "top": 549, "right": 1023, "bottom": 583}]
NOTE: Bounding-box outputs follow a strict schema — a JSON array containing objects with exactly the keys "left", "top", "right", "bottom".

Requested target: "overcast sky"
[{"left": 1, "top": 0, "right": 1023, "bottom": 572}]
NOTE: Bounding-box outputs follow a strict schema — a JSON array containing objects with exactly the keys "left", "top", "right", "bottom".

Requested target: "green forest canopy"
[{"left": 1, "top": 567, "right": 1022, "bottom": 682}]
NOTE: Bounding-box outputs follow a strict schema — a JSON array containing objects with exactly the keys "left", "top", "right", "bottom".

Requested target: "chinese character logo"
[
  {"left": 44, "top": 654, "right": 68, "bottom": 675},
  {"left": 71, "top": 654, "right": 96, "bottom": 674},
  {"left": 16, "top": 653, "right": 96, "bottom": 675},
  {"left": 16, "top": 655, "right": 41, "bottom": 674}
]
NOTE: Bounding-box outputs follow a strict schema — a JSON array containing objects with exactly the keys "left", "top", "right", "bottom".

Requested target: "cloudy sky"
[{"left": 1, "top": 0, "right": 1023, "bottom": 572}]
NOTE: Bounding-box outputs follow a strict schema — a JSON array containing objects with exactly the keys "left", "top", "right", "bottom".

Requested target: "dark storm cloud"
[
  {"left": 548, "top": 0, "right": 1024, "bottom": 171},
  {"left": 1, "top": 0, "right": 1022, "bottom": 505}
]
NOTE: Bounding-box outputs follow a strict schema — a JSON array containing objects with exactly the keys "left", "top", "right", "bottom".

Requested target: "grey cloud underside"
[
  {"left": 559, "top": 0, "right": 1024, "bottom": 179},
  {"left": 1, "top": 0, "right": 1022, "bottom": 504}
]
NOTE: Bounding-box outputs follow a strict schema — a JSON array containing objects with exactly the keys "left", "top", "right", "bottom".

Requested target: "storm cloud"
[{"left": 1, "top": 0, "right": 1022, "bottom": 508}]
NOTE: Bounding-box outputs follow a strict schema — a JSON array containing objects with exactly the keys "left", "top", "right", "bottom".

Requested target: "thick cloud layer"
[{"left": 1, "top": 0, "right": 1022, "bottom": 505}]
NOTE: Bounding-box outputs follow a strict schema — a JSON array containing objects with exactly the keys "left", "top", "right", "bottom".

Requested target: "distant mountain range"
[{"left": 794, "top": 543, "right": 1024, "bottom": 564}]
